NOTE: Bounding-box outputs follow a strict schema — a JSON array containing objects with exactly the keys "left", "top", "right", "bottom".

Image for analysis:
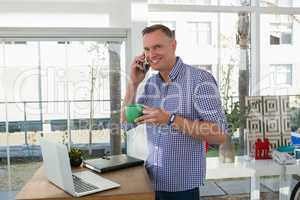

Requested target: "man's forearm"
[{"left": 172, "top": 115, "right": 226, "bottom": 144}]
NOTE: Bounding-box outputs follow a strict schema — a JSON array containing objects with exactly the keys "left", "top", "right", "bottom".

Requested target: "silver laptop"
[{"left": 40, "top": 139, "right": 120, "bottom": 197}]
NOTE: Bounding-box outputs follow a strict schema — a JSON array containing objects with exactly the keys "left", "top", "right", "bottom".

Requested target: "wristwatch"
[{"left": 167, "top": 113, "right": 176, "bottom": 126}]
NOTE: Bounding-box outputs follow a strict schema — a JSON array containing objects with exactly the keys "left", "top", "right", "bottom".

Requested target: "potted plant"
[
  {"left": 69, "top": 147, "right": 83, "bottom": 167},
  {"left": 219, "top": 102, "right": 240, "bottom": 163}
]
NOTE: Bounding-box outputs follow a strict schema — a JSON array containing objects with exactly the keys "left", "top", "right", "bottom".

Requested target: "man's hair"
[{"left": 142, "top": 24, "right": 174, "bottom": 38}]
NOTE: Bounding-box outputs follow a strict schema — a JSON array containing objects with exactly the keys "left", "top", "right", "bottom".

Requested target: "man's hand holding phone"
[
  {"left": 122, "top": 53, "right": 149, "bottom": 123},
  {"left": 130, "top": 53, "right": 150, "bottom": 86}
]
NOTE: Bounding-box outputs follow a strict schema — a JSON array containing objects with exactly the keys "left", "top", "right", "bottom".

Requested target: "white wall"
[{"left": 0, "top": 0, "right": 131, "bottom": 27}]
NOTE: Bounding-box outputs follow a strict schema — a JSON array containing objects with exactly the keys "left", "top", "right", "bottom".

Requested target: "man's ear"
[{"left": 172, "top": 39, "right": 177, "bottom": 51}]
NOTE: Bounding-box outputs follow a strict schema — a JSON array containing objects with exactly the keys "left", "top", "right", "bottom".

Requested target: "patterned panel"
[
  {"left": 266, "top": 134, "right": 281, "bottom": 150},
  {"left": 246, "top": 96, "right": 263, "bottom": 116},
  {"left": 246, "top": 97, "right": 263, "bottom": 156},
  {"left": 247, "top": 116, "right": 263, "bottom": 134},
  {"left": 263, "top": 96, "right": 280, "bottom": 116},
  {"left": 280, "top": 96, "right": 290, "bottom": 115},
  {"left": 245, "top": 96, "right": 292, "bottom": 157},
  {"left": 282, "top": 115, "right": 291, "bottom": 133},
  {"left": 264, "top": 116, "right": 280, "bottom": 134}
]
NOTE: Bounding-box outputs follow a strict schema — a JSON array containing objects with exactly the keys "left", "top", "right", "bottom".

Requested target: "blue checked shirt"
[{"left": 122, "top": 57, "right": 227, "bottom": 192}]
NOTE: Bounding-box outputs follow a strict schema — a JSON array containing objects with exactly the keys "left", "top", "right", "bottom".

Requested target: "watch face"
[
  {"left": 168, "top": 113, "right": 176, "bottom": 125},
  {"left": 170, "top": 114, "right": 175, "bottom": 121}
]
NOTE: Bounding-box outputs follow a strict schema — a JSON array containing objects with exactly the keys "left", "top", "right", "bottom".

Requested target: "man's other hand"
[{"left": 135, "top": 106, "right": 169, "bottom": 125}]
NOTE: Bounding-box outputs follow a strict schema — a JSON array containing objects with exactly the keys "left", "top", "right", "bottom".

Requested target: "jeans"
[{"left": 155, "top": 187, "right": 200, "bottom": 200}]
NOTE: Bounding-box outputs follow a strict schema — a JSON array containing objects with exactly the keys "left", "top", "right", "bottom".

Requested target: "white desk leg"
[
  {"left": 279, "top": 173, "right": 292, "bottom": 200},
  {"left": 251, "top": 175, "right": 260, "bottom": 200}
]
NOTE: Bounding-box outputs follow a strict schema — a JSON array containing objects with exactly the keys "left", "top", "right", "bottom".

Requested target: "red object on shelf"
[
  {"left": 255, "top": 138, "right": 272, "bottom": 160},
  {"left": 205, "top": 141, "right": 209, "bottom": 153}
]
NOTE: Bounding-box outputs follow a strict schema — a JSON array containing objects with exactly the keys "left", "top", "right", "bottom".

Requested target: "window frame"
[
  {"left": 270, "top": 63, "right": 293, "bottom": 86},
  {"left": 187, "top": 21, "right": 212, "bottom": 46},
  {"left": 269, "top": 22, "right": 293, "bottom": 45}
]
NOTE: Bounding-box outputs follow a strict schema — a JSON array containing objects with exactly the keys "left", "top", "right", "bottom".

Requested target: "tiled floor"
[
  {"left": 200, "top": 178, "right": 280, "bottom": 200},
  {"left": 202, "top": 192, "right": 279, "bottom": 200}
]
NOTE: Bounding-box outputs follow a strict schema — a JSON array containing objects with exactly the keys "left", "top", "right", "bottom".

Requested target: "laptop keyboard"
[{"left": 72, "top": 175, "right": 99, "bottom": 193}]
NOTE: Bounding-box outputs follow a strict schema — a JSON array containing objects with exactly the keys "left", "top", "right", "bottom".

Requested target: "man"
[{"left": 121, "top": 24, "right": 227, "bottom": 200}]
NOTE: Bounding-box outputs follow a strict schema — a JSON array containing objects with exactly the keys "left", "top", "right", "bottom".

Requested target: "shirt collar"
[{"left": 158, "top": 57, "right": 184, "bottom": 82}]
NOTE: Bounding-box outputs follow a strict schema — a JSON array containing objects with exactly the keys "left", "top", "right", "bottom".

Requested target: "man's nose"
[{"left": 147, "top": 49, "right": 156, "bottom": 59}]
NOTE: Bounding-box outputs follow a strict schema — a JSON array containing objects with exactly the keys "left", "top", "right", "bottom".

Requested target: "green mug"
[{"left": 125, "top": 104, "right": 144, "bottom": 123}]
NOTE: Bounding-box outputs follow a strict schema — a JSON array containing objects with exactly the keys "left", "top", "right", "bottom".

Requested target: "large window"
[
  {"left": 0, "top": 29, "right": 127, "bottom": 196},
  {"left": 149, "top": 0, "right": 300, "bottom": 158},
  {"left": 0, "top": 40, "right": 115, "bottom": 145}
]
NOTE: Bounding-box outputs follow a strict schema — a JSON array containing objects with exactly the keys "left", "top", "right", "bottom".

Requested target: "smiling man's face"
[{"left": 143, "top": 30, "right": 176, "bottom": 73}]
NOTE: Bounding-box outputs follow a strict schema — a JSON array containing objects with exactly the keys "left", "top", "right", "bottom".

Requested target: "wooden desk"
[{"left": 15, "top": 165, "right": 154, "bottom": 200}]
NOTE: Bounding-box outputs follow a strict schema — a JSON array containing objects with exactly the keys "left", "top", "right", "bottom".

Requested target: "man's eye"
[{"left": 154, "top": 45, "right": 161, "bottom": 50}]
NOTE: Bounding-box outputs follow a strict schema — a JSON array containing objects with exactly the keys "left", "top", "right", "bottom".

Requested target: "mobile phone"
[{"left": 143, "top": 59, "right": 150, "bottom": 72}]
